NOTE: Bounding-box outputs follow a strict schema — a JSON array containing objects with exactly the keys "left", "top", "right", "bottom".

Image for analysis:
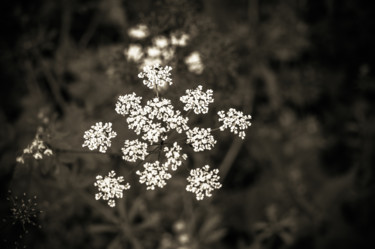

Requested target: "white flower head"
[
  {"left": 128, "top": 24, "right": 149, "bottom": 39},
  {"left": 124, "top": 44, "right": 144, "bottom": 62},
  {"left": 136, "top": 161, "right": 171, "bottom": 190},
  {"left": 82, "top": 122, "right": 117, "bottom": 153},
  {"left": 153, "top": 36, "right": 169, "bottom": 48},
  {"left": 185, "top": 51, "right": 204, "bottom": 74},
  {"left": 138, "top": 64, "right": 173, "bottom": 89},
  {"left": 94, "top": 170, "right": 130, "bottom": 207},
  {"left": 186, "top": 165, "right": 222, "bottom": 200},
  {"left": 180, "top": 85, "right": 214, "bottom": 114},
  {"left": 115, "top": 93, "right": 143, "bottom": 116},
  {"left": 186, "top": 127, "right": 216, "bottom": 152},
  {"left": 141, "top": 122, "right": 167, "bottom": 144},
  {"left": 121, "top": 139, "right": 149, "bottom": 162},
  {"left": 163, "top": 142, "right": 187, "bottom": 171},
  {"left": 218, "top": 108, "right": 252, "bottom": 139}
]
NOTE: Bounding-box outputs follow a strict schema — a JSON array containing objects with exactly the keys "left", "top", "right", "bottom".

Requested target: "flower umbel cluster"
[
  {"left": 136, "top": 161, "right": 171, "bottom": 190},
  {"left": 82, "top": 64, "right": 252, "bottom": 203},
  {"left": 180, "top": 85, "right": 214, "bottom": 114},
  {"left": 186, "top": 165, "right": 222, "bottom": 200},
  {"left": 138, "top": 64, "right": 173, "bottom": 89},
  {"left": 94, "top": 171, "right": 130, "bottom": 207},
  {"left": 121, "top": 139, "right": 149, "bottom": 162},
  {"left": 83, "top": 122, "right": 117, "bottom": 153},
  {"left": 186, "top": 127, "right": 217, "bottom": 152},
  {"left": 218, "top": 108, "right": 252, "bottom": 139},
  {"left": 164, "top": 142, "right": 187, "bottom": 171}
]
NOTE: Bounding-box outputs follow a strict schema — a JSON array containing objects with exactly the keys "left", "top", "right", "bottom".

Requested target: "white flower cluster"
[
  {"left": 186, "top": 127, "right": 217, "bottom": 152},
  {"left": 80, "top": 64, "right": 252, "bottom": 203},
  {"left": 186, "top": 165, "right": 222, "bottom": 200},
  {"left": 115, "top": 93, "right": 189, "bottom": 146},
  {"left": 164, "top": 142, "right": 187, "bottom": 171},
  {"left": 136, "top": 161, "right": 171, "bottom": 190},
  {"left": 94, "top": 171, "right": 130, "bottom": 207},
  {"left": 138, "top": 64, "right": 173, "bottom": 89},
  {"left": 82, "top": 122, "right": 117, "bottom": 153},
  {"left": 115, "top": 92, "right": 142, "bottom": 116},
  {"left": 180, "top": 85, "right": 214, "bottom": 114},
  {"left": 121, "top": 139, "right": 149, "bottom": 162},
  {"left": 218, "top": 108, "right": 252, "bottom": 139}
]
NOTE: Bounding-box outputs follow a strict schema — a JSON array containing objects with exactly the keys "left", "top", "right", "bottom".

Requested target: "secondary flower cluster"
[
  {"left": 186, "top": 165, "right": 222, "bottom": 201},
  {"left": 94, "top": 171, "right": 130, "bottom": 207},
  {"left": 82, "top": 122, "right": 117, "bottom": 153},
  {"left": 124, "top": 24, "right": 204, "bottom": 74},
  {"left": 82, "top": 65, "right": 251, "bottom": 206}
]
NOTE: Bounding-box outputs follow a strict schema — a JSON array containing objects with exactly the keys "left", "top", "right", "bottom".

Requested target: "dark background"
[{"left": 1, "top": 0, "right": 375, "bottom": 248}]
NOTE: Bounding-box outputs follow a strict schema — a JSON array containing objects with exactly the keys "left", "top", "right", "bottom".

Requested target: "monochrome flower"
[
  {"left": 94, "top": 171, "right": 130, "bottom": 207},
  {"left": 128, "top": 24, "right": 149, "bottom": 39},
  {"left": 144, "top": 97, "right": 175, "bottom": 121},
  {"left": 186, "top": 165, "right": 222, "bottom": 200},
  {"left": 141, "top": 122, "right": 167, "bottom": 144},
  {"left": 180, "top": 85, "right": 214, "bottom": 114},
  {"left": 121, "top": 139, "right": 149, "bottom": 162},
  {"left": 218, "top": 108, "right": 252, "bottom": 139},
  {"left": 126, "top": 110, "right": 150, "bottom": 135},
  {"left": 164, "top": 142, "right": 187, "bottom": 170},
  {"left": 136, "top": 161, "right": 171, "bottom": 190},
  {"left": 165, "top": 110, "right": 189, "bottom": 133},
  {"left": 186, "top": 127, "right": 216, "bottom": 152},
  {"left": 115, "top": 92, "right": 143, "bottom": 116},
  {"left": 138, "top": 64, "right": 173, "bottom": 89},
  {"left": 82, "top": 122, "right": 117, "bottom": 153}
]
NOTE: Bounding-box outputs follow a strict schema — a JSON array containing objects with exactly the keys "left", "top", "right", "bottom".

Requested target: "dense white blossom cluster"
[
  {"left": 180, "top": 85, "right": 214, "bottom": 114},
  {"left": 164, "top": 142, "right": 187, "bottom": 171},
  {"left": 94, "top": 171, "right": 130, "bottom": 207},
  {"left": 186, "top": 165, "right": 222, "bottom": 200},
  {"left": 138, "top": 64, "right": 173, "bottom": 89},
  {"left": 121, "top": 139, "right": 149, "bottom": 162},
  {"left": 136, "top": 161, "right": 171, "bottom": 190},
  {"left": 115, "top": 93, "right": 142, "bottom": 116},
  {"left": 82, "top": 122, "right": 117, "bottom": 153},
  {"left": 218, "top": 108, "right": 252, "bottom": 139},
  {"left": 186, "top": 127, "right": 217, "bottom": 152},
  {"left": 78, "top": 64, "right": 252, "bottom": 204}
]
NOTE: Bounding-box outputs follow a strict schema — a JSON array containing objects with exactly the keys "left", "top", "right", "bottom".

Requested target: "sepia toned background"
[{"left": 1, "top": 0, "right": 375, "bottom": 248}]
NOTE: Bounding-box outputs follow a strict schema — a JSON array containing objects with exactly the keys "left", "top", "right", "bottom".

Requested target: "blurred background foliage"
[{"left": 1, "top": 0, "right": 375, "bottom": 248}]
